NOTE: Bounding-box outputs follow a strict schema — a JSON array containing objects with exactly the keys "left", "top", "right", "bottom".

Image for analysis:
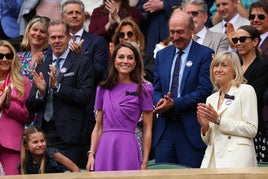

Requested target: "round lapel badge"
[
  {"left": 60, "top": 67, "right": 67, "bottom": 73},
  {"left": 186, "top": 60, "right": 192, "bottom": 67},
  {"left": 225, "top": 99, "right": 232, "bottom": 105}
]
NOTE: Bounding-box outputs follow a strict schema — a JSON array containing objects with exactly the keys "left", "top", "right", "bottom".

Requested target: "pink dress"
[{"left": 94, "top": 82, "right": 153, "bottom": 171}]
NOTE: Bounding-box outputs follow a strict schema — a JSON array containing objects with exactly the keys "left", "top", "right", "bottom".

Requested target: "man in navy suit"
[
  {"left": 61, "top": 0, "right": 109, "bottom": 85},
  {"left": 153, "top": 10, "right": 214, "bottom": 168},
  {"left": 61, "top": 0, "right": 109, "bottom": 150},
  {"left": 137, "top": 0, "right": 181, "bottom": 56},
  {"left": 26, "top": 20, "right": 94, "bottom": 168}
]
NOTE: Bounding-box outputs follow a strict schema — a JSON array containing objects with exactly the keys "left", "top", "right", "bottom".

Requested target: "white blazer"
[{"left": 201, "top": 84, "right": 258, "bottom": 168}]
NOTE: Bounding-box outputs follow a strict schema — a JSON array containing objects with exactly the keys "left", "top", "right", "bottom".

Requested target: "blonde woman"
[
  {"left": 197, "top": 51, "right": 258, "bottom": 168},
  {"left": 0, "top": 40, "right": 34, "bottom": 175},
  {"left": 18, "top": 16, "right": 50, "bottom": 82}
]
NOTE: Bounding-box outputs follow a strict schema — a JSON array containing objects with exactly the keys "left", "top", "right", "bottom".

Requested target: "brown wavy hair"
[
  {"left": 99, "top": 42, "right": 144, "bottom": 92},
  {"left": 112, "top": 17, "right": 145, "bottom": 57}
]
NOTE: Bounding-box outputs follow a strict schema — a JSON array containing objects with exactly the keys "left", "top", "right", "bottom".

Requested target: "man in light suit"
[
  {"left": 182, "top": 0, "right": 229, "bottom": 53},
  {"left": 153, "top": 10, "right": 214, "bottom": 168},
  {"left": 26, "top": 20, "right": 95, "bottom": 168},
  {"left": 210, "top": 0, "right": 249, "bottom": 33}
]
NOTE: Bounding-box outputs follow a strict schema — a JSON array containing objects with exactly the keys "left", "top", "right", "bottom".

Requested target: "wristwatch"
[
  {"left": 52, "top": 82, "right": 59, "bottom": 92},
  {"left": 215, "top": 116, "right": 221, "bottom": 125}
]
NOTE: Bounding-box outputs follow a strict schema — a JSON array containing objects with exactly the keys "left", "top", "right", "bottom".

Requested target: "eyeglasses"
[
  {"left": 0, "top": 53, "right": 14, "bottom": 60},
  {"left": 249, "top": 14, "right": 266, "bottom": 20},
  {"left": 231, "top": 36, "right": 253, "bottom": 44},
  {"left": 187, "top": 10, "right": 204, "bottom": 17},
  {"left": 119, "top": 31, "right": 134, "bottom": 39},
  {"left": 33, "top": 15, "right": 51, "bottom": 23}
]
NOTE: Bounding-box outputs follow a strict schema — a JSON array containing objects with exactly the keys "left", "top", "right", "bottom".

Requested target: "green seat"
[
  {"left": 148, "top": 162, "right": 190, "bottom": 169},
  {"left": 258, "top": 162, "right": 268, "bottom": 167}
]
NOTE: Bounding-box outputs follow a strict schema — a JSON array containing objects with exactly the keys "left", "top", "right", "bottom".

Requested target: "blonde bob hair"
[{"left": 210, "top": 51, "right": 246, "bottom": 91}]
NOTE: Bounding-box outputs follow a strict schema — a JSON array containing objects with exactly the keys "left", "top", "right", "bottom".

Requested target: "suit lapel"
[
  {"left": 162, "top": 46, "right": 176, "bottom": 91},
  {"left": 81, "top": 31, "right": 90, "bottom": 54},
  {"left": 203, "top": 29, "right": 213, "bottom": 48},
  {"left": 180, "top": 42, "right": 196, "bottom": 93},
  {"left": 58, "top": 52, "right": 74, "bottom": 82},
  {"left": 260, "top": 36, "right": 268, "bottom": 51},
  {"left": 218, "top": 85, "right": 238, "bottom": 115}
]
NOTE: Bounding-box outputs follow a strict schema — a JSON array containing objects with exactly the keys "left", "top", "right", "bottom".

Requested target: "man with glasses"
[
  {"left": 182, "top": 0, "right": 229, "bottom": 53},
  {"left": 249, "top": 0, "right": 268, "bottom": 61},
  {"left": 210, "top": 0, "right": 249, "bottom": 33}
]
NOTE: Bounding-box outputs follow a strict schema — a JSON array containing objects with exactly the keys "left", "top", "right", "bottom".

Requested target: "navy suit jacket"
[
  {"left": 153, "top": 41, "right": 214, "bottom": 149},
  {"left": 26, "top": 50, "right": 95, "bottom": 144},
  {"left": 81, "top": 30, "right": 109, "bottom": 85},
  {"left": 137, "top": 0, "right": 181, "bottom": 55},
  {"left": 260, "top": 36, "right": 268, "bottom": 62}
]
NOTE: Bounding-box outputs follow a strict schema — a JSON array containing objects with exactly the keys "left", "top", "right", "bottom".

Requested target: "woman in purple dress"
[{"left": 86, "top": 42, "right": 153, "bottom": 171}]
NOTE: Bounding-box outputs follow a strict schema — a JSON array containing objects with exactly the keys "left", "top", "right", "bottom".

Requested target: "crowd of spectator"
[{"left": 0, "top": 0, "right": 268, "bottom": 176}]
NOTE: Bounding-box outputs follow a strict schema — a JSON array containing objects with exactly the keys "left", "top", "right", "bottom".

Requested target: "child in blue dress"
[{"left": 19, "top": 126, "right": 80, "bottom": 174}]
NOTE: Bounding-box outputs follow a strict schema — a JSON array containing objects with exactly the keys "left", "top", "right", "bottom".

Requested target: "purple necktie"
[{"left": 170, "top": 50, "right": 184, "bottom": 98}]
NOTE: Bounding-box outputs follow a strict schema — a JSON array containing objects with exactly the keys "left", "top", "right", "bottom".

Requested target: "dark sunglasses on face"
[
  {"left": 187, "top": 10, "right": 203, "bottom": 17},
  {"left": 119, "top": 31, "right": 134, "bottom": 39},
  {"left": 231, "top": 36, "right": 253, "bottom": 44},
  {"left": 249, "top": 14, "right": 266, "bottom": 20},
  {"left": 0, "top": 53, "right": 14, "bottom": 60}
]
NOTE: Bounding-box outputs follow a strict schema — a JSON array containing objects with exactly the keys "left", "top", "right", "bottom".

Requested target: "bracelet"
[
  {"left": 116, "top": 18, "right": 121, "bottom": 24},
  {"left": 87, "top": 150, "right": 96, "bottom": 157}
]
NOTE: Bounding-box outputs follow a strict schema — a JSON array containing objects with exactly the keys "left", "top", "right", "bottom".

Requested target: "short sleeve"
[
  {"left": 140, "top": 82, "right": 154, "bottom": 111},
  {"left": 94, "top": 86, "right": 104, "bottom": 110}
]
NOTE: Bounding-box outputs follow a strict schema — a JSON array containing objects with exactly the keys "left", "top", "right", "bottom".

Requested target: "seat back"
[{"left": 148, "top": 162, "right": 190, "bottom": 170}]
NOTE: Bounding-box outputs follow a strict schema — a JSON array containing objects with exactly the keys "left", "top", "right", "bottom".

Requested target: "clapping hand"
[
  {"left": 154, "top": 92, "right": 174, "bottom": 114},
  {"left": 32, "top": 70, "right": 46, "bottom": 97},
  {"left": 143, "top": 0, "right": 164, "bottom": 13},
  {"left": 69, "top": 39, "right": 84, "bottom": 54}
]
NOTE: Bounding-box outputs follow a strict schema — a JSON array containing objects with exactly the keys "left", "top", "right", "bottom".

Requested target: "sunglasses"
[
  {"left": 249, "top": 14, "right": 266, "bottom": 20},
  {"left": 119, "top": 31, "right": 134, "bottom": 39},
  {"left": 231, "top": 36, "right": 253, "bottom": 44},
  {"left": 0, "top": 53, "right": 14, "bottom": 60},
  {"left": 33, "top": 15, "right": 51, "bottom": 23},
  {"left": 187, "top": 10, "right": 204, "bottom": 17}
]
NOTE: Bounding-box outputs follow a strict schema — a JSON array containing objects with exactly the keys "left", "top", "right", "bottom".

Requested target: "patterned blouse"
[
  {"left": 17, "top": 50, "right": 48, "bottom": 82},
  {"left": 18, "top": 148, "right": 64, "bottom": 174}
]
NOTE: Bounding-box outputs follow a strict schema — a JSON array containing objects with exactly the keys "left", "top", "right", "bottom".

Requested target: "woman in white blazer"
[{"left": 197, "top": 51, "right": 258, "bottom": 168}]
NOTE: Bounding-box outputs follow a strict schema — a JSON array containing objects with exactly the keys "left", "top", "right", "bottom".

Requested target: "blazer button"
[{"left": 228, "top": 136, "right": 231, "bottom": 139}]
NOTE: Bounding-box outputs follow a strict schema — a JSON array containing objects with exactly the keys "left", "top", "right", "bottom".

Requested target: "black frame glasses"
[
  {"left": 187, "top": 10, "right": 204, "bottom": 17},
  {"left": 249, "top": 14, "right": 266, "bottom": 20},
  {"left": 231, "top": 36, "right": 253, "bottom": 44},
  {"left": 0, "top": 53, "right": 14, "bottom": 60},
  {"left": 119, "top": 31, "right": 134, "bottom": 39}
]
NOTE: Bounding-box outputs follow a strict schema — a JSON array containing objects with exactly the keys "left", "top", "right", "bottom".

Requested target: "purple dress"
[{"left": 94, "top": 82, "right": 153, "bottom": 171}]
